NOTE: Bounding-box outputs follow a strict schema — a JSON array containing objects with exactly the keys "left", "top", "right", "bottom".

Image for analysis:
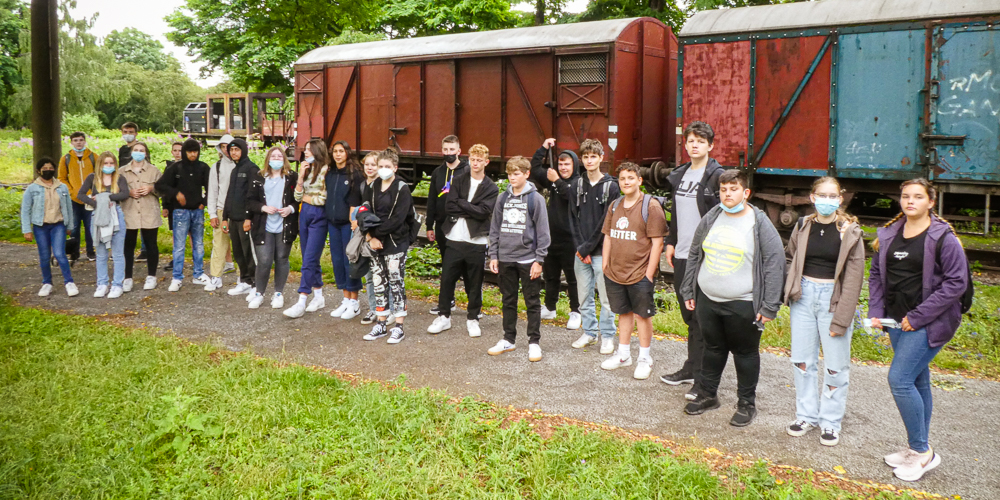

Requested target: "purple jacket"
[{"left": 868, "top": 217, "right": 968, "bottom": 348}]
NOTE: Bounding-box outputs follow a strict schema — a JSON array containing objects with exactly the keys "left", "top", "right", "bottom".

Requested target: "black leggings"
[{"left": 125, "top": 228, "right": 159, "bottom": 279}]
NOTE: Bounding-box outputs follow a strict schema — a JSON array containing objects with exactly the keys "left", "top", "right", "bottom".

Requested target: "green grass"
[{"left": 0, "top": 298, "right": 902, "bottom": 499}]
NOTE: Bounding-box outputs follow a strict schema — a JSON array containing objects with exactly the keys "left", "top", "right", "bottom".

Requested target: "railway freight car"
[
  {"left": 676, "top": 0, "right": 1000, "bottom": 231},
  {"left": 292, "top": 17, "right": 677, "bottom": 181}
]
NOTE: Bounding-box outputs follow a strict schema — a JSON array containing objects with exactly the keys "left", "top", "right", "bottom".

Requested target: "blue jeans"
[
  {"left": 329, "top": 222, "right": 361, "bottom": 292},
  {"left": 71, "top": 201, "right": 94, "bottom": 254},
  {"left": 887, "top": 327, "right": 942, "bottom": 453},
  {"left": 172, "top": 208, "right": 205, "bottom": 280},
  {"left": 366, "top": 269, "right": 393, "bottom": 312},
  {"left": 298, "top": 204, "right": 327, "bottom": 294},
  {"left": 574, "top": 254, "right": 615, "bottom": 339},
  {"left": 33, "top": 222, "right": 73, "bottom": 285},
  {"left": 790, "top": 278, "right": 854, "bottom": 432},
  {"left": 93, "top": 206, "right": 126, "bottom": 288}
]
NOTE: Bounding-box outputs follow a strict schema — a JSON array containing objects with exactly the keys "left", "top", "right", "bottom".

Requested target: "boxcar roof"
[
  {"left": 296, "top": 18, "right": 644, "bottom": 66},
  {"left": 681, "top": 0, "right": 1000, "bottom": 37}
]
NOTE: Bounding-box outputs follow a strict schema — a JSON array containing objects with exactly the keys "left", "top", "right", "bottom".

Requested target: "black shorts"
[{"left": 604, "top": 275, "right": 656, "bottom": 318}]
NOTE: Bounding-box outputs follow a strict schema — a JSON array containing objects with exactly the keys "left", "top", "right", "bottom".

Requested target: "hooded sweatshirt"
[
  {"left": 207, "top": 135, "right": 237, "bottom": 216},
  {"left": 426, "top": 158, "right": 470, "bottom": 234},
  {"left": 530, "top": 147, "right": 580, "bottom": 251},
  {"left": 58, "top": 148, "right": 97, "bottom": 204},
  {"left": 223, "top": 139, "right": 258, "bottom": 221},
  {"left": 488, "top": 181, "right": 549, "bottom": 264},
  {"left": 664, "top": 158, "right": 725, "bottom": 250},
  {"left": 155, "top": 139, "right": 210, "bottom": 210},
  {"left": 568, "top": 170, "right": 620, "bottom": 257}
]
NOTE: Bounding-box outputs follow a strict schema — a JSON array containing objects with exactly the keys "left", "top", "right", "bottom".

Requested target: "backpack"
[
  {"left": 372, "top": 180, "right": 423, "bottom": 247},
  {"left": 609, "top": 193, "right": 668, "bottom": 224},
  {"left": 936, "top": 233, "right": 974, "bottom": 314},
  {"left": 574, "top": 177, "right": 614, "bottom": 208},
  {"left": 63, "top": 151, "right": 96, "bottom": 176}
]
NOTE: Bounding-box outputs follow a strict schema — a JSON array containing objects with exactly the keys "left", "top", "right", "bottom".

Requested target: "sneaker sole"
[
  {"left": 361, "top": 319, "right": 375, "bottom": 325},
  {"left": 787, "top": 426, "right": 813, "bottom": 438},
  {"left": 427, "top": 325, "right": 451, "bottom": 334},
  {"left": 283, "top": 311, "right": 304, "bottom": 319},
  {"left": 820, "top": 436, "right": 839, "bottom": 446},
  {"left": 684, "top": 399, "right": 721, "bottom": 416},
  {"left": 363, "top": 334, "right": 388, "bottom": 341},
  {"left": 488, "top": 347, "right": 516, "bottom": 356},
  {"left": 601, "top": 359, "right": 633, "bottom": 370},
  {"left": 529, "top": 355, "right": 542, "bottom": 362},
  {"left": 893, "top": 453, "right": 940, "bottom": 481},
  {"left": 660, "top": 377, "right": 694, "bottom": 386},
  {"left": 387, "top": 336, "right": 405, "bottom": 344}
]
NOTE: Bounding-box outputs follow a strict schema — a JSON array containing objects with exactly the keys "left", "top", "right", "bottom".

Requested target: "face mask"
[
  {"left": 720, "top": 201, "right": 745, "bottom": 214},
  {"left": 73, "top": 146, "right": 85, "bottom": 153},
  {"left": 444, "top": 154, "right": 458, "bottom": 164},
  {"left": 304, "top": 156, "right": 315, "bottom": 164},
  {"left": 40, "top": 170, "right": 55, "bottom": 180},
  {"left": 269, "top": 160, "right": 284, "bottom": 170},
  {"left": 131, "top": 151, "right": 146, "bottom": 163},
  {"left": 814, "top": 198, "right": 840, "bottom": 217},
  {"left": 377, "top": 167, "right": 394, "bottom": 180},
  {"left": 102, "top": 166, "right": 116, "bottom": 175},
  {"left": 122, "top": 134, "right": 135, "bottom": 143}
]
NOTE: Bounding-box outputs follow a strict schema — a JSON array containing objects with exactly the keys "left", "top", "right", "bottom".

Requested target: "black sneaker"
[
  {"left": 820, "top": 428, "right": 840, "bottom": 446},
  {"left": 86, "top": 250, "right": 96, "bottom": 261},
  {"left": 387, "top": 325, "right": 405, "bottom": 344},
  {"left": 135, "top": 250, "right": 147, "bottom": 262},
  {"left": 429, "top": 300, "right": 456, "bottom": 316},
  {"left": 363, "top": 323, "right": 388, "bottom": 341},
  {"left": 164, "top": 261, "right": 174, "bottom": 272},
  {"left": 660, "top": 369, "right": 695, "bottom": 386},
  {"left": 684, "top": 387, "right": 701, "bottom": 401},
  {"left": 360, "top": 311, "right": 377, "bottom": 325},
  {"left": 684, "top": 394, "right": 720, "bottom": 415},
  {"left": 730, "top": 400, "right": 757, "bottom": 427}
]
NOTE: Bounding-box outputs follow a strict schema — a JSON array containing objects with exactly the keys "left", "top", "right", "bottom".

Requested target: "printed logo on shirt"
[
  {"left": 893, "top": 251, "right": 909, "bottom": 260},
  {"left": 676, "top": 179, "right": 699, "bottom": 199},
  {"left": 501, "top": 201, "right": 527, "bottom": 234},
  {"left": 610, "top": 216, "right": 637, "bottom": 241},
  {"left": 702, "top": 225, "right": 747, "bottom": 275}
]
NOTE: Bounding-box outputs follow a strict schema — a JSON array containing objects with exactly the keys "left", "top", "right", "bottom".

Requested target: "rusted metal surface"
[
  {"left": 505, "top": 55, "right": 554, "bottom": 155},
  {"left": 294, "top": 71, "right": 324, "bottom": 158},
  {"left": 641, "top": 19, "right": 667, "bottom": 162},
  {"left": 359, "top": 64, "right": 394, "bottom": 152},
  {"left": 423, "top": 62, "right": 456, "bottom": 157},
  {"left": 680, "top": 41, "right": 751, "bottom": 167},
  {"left": 457, "top": 58, "right": 503, "bottom": 156},
  {"left": 322, "top": 66, "right": 356, "bottom": 150},
  {"left": 393, "top": 65, "right": 421, "bottom": 154}
]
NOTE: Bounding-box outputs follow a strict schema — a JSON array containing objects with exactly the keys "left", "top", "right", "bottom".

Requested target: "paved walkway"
[{"left": 2, "top": 242, "right": 997, "bottom": 499}]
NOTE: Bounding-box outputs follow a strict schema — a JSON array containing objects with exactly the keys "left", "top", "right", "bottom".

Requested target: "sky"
[{"left": 71, "top": 0, "right": 593, "bottom": 89}]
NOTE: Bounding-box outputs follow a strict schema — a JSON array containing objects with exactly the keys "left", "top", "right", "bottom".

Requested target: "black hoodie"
[
  {"left": 223, "top": 138, "right": 258, "bottom": 221},
  {"left": 530, "top": 146, "right": 580, "bottom": 250},
  {"left": 425, "top": 158, "right": 470, "bottom": 234},
  {"left": 567, "top": 167, "right": 620, "bottom": 258},
  {"left": 363, "top": 176, "right": 415, "bottom": 255},
  {"left": 442, "top": 171, "right": 499, "bottom": 240},
  {"left": 155, "top": 138, "right": 210, "bottom": 210},
  {"left": 663, "top": 158, "right": 724, "bottom": 248}
]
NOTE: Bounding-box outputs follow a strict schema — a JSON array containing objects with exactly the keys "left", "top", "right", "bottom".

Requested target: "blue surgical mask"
[
  {"left": 131, "top": 151, "right": 146, "bottom": 163},
  {"left": 720, "top": 201, "right": 745, "bottom": 214},
  {"left": 269, "top": 160, "right": 284, "bottom": 170},
  {"left": 73, "top": 146, "right": 86, "bottom": 153},
  {"left": 814, "top": 198, "right": 840, "bottom": 217},
  {"left": 304, "top": 156, "right": 315, "bottom": 164},
  {"left": 102, "top": 166, "right": 116, "bottom": 175}
]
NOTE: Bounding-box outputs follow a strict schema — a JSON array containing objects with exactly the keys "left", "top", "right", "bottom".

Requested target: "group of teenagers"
[{"left": 20, "top": 121, "right": 968, "bottom": 482}]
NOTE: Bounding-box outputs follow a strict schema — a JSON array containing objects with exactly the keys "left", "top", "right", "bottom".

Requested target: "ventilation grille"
[{"left": 559, "top": 54, "right": 606, "bottom": 84}]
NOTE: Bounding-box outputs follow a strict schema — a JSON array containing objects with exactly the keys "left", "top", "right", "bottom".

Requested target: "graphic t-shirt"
[
  {"left": 601, "top": 195, "right": 668, "bottom": 285},
  {"left": 673, "top": 166, "right": 706, "bottom": 259},
  {"left": 886, "top": 229, "right": 927, "bottom": 323},
  {"left": 697, "top": 211, "right": 755, "bottom": 302}
]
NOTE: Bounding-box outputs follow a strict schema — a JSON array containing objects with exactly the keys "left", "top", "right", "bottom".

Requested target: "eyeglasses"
[{"left": 814, "top": 194, "right": 840, "bottom": 200}]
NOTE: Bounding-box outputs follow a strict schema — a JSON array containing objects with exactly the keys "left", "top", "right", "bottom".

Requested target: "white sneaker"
[
  {"left": 427, "top": 315, "right": 452, "bottom": 334},
  {"left": 600, "top": 338, "right": 615, "bottom": 354},
  {"left": 571, "top": 334, "right": 597, "bottom": 349},
  {"left": 205, "top": 276, "right": 222, "bottom": 291},
  {"left": 94, "top": 285, "right": 108, "bottom": 298},
  {"left": 885, "top": 449, "right": 919, "bottom": 468},
  {"left": 168, "top": 279, "right": 182, "bottom": 292},
  {"left": 567, "top": 312, "right": 582, "bottom": 330},
  {"left": 107, "top": 286, "right": 123, "bottom": 299},
  {"left": 227, "top": 282, "right": 252, "bottom": 296},
  {"left": 271, "top": 293, "right": 284, "bottom": 309},
  {"left": 340, "top": 300, "right": 360, "bottom": 320},
  {"left": 306, "top": 294, "right": 325, "bottom": 312},
  {"left": 634, "top": 356, "right": 653, "bottom": 380},
  {"left": 122, "top": 278, "right": 133, "bottom": 292},
  {"left": 529, "top": 343, "right": 542, "bottom": 362},
  {"left": 144, "top": 276, "right": 157, "bottom": 290},
  {"left": 488, "top": 340, "right": 516, "bottom": 355},
  {"left": 223, "top": 262, "right": 236, "bottom": 274},
  {"left": 284, "top": 300, "right": 306, "bottom": 318},
  {"left": 248, "top": 293, "right": 264, "bottom": 309},
  {"left": 65, "top": 283, "right": 79, "bottom": 297},
  {"left": 38, "top": 284, "right": 53, "bottom": 297},
  {"left": 192, "top": 274, "right": 212, "bottom": 286},
  {"left": 601, "top": 353, "right": 633, "bottom": 370},
  {"left": 245, "top": 287, "right": 257, "bottom": 302},
  {"left": 893, "top": 451, "right": 940, "bottom": 482},
  {"left": 330, "top": 299, "right": 350, "bottom": 318},
  {"left": 540, "top": 306, "right": 557, "bottom": 320},
  {"left": 467, "top": 319, "right": 481, "bottom": 337}
]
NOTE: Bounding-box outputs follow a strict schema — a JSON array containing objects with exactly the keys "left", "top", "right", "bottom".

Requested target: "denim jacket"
[{"left": 20, "top": 179, "right": 75, "bottom": 234}]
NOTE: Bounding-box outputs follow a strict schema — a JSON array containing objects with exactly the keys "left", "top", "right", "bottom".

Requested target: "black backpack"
[{"left": 936, "top": 234, "right": 974, "bottom": 314}]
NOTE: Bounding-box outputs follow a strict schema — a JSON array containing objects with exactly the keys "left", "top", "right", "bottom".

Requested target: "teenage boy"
[
  {"left": 162, "top": 141, "right": 183, "bottom": 272},
  {"left": 679, "top": 169, "right": 785, "bottom": 427},
  {"left": 427, "top": 144, "right": 499, "bottom": 337},
  {"left": 567, "top": 139, "right": 620, "bottom": 354},
  {"left": 58, "top": 131, "right": 97, "bottom": 261},
  {"left": 118, "top": 122, "right": 139, "bottom": 170},
  {"left": 155, "top": 138, "right": 212, "bottom": 292},
  {"left": 659, "top": 121, "right": 725, "bottom": 399},
  {"left": 206, "top": 134, "right": 237, "bottom": 291},
  {"left": 598, "top": 163, "right": 667, "bottom": 380},
  {"left": 530, "top": 138, "right": 583, "bottom": 330},
  {"left": 426, "top": 135, "right": 468, "bottom": 315},
  {"left": 488, "top": 156, "right": 549, "bottom": 362},
  {"left": 221, "top": 139, "right": 259, "bottom": 297}
]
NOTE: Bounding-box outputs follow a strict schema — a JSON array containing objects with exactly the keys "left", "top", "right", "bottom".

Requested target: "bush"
[
  {"left": 407, "top": 244, "right": 441, "bottom": 278},
  {"left": 61, "top": 113, "right": 104, "bottom": 136}
]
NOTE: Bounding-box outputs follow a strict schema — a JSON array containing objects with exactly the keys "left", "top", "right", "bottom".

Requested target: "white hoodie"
[{"left": 207, "top": 135, "right": 237, "bottom": 216}]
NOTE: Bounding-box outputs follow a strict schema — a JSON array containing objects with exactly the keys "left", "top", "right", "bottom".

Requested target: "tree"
[
  {"left": 377, "top": 0, "right": 521, "bottom": 37},
  {"left": 104, "top": 27, "right": 173, "bottom": 71},
  {"left": 689, "top": 0, "right": 806, "bottom": 10},
  {"left": 95, "top": 61, "right": 205, "bottom": 132},
  {"left": 577, "top": 0, "right": 685, "bottom": 29},
  {"left": 531, "top": 0, "right": 568, "bottom": 25},
  {"left": 0, "top": 0, "right": 27, "bottom": 127}
]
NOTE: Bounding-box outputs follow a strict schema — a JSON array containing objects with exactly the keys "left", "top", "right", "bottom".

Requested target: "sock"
[
  {"left": 313, "top": 289, "right": 323, "bottom": 298},
  {"left": 297, "top": 294, "right": 307, "bottom": 306},
  {"left": 639, "top": 346, "right": 651, "bottom": 360},
  {"left": 618, "top": 343, "right": 630, "bottom": 357}
]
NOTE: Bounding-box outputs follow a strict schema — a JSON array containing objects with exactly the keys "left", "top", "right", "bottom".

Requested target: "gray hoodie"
[{"left": 488, "top": 181, "right": 550, "bottom": 264}]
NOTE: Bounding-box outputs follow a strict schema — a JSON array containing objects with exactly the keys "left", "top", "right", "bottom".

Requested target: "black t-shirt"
[
  {"left": 886, "top": 229, "right": 927, "bottom": 322},
  {"left": 802, "top": 222, "right": 840, "bottom": 280}
]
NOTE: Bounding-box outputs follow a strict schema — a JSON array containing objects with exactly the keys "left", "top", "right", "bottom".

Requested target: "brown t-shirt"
[{"left": 602, "top": 195, "right": 668, "bottom": 285}]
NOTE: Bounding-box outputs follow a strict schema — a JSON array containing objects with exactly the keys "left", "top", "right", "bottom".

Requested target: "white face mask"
[
  {"left": 377, "top": 167, "right": 394, "bottom": 180},
  {"left": 122, "top": 134, "right": 135, "bottom": 143}
]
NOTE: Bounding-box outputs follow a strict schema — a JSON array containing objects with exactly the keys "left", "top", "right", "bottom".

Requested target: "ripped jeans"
[
  {"left": 371, "top": 250, "right": 407, "bottom": 318},
  {"left": 790, "top": 278, "right": 854, "bottom": 432}
]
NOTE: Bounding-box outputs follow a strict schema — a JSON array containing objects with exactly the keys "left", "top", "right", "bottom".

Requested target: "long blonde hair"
[
  {"left": 95, "top": 152, "right": 121, "bottom": 194},
  {"left": 870, "top": 178, "right": 959, "bottom": 252},
  {"left": 261, "top": 146, "right": 291, "bottom": 177}
]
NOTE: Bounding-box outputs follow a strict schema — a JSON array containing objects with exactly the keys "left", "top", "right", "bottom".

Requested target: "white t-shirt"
[{"left": 446, "top": 177, "right": 488, "bottom": 245}]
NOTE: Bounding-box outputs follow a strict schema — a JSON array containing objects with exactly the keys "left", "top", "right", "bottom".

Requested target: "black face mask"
[
  {"left": 40, "top": 170, "right": 55, "bottom": 180},
  {"left": 444, "top": 154, "right": 458, "bottom": 164}
]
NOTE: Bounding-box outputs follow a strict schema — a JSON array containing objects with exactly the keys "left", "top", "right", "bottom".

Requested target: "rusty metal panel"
[
  {"left": 324, "top": 66, "right": 356, "bottom": 147},
  {"left": 457, "top": 58, "right": 502, "bottom": 157},
  {"left": 753, "top": 36, "right": 831, "bottom": 171},
  {"left": 504, "top": 54, "right": 555, "bottom": 158},
  {"left": 834, "top": 30, "right": 924, "bottom": 178},
  {"left": 641, "top": 19, "right": 666, "bottom": 162},
  {"left": 393, "top": 64, "right": 421, "bottom": 155},
  {"left": 681, "top": 41, "right": 751, "bottom": 167},
  {"left": 423, "top": 61, "right": 456, "bottom": 156},
  {"left": 611, "top": 21, "right": 639, "bottom": 164},
  {"left": 295, "top": 70, "right": 324, "bottom": 158},
  {"left": 932, "top": 24, "right": 1000, "bottom": 183},
  {"left": 359, "top": 64, "right": 394, "bottom": 152}
]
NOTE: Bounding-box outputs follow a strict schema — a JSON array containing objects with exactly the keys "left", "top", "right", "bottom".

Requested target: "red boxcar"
[{"left": 293, "top": 17, "right": 678, "bottom": 179}]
